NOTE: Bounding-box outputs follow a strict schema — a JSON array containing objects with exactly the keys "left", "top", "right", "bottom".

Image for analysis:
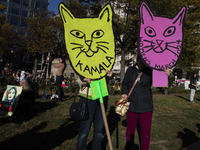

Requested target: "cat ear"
[
  {"left": 59, "top": 3, "right": 75, "bottom": 23},
  {"left": 98, "top": 4, "right": 113, "bottom": 23},
  {"left": 140, "top": 2, "right": 154, "bottom": 24},
  {"left": 173, "top": 6, "right": 187, "bottom": 25}
]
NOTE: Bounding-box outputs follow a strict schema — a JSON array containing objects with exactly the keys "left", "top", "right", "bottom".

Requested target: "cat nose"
[
  {"left": 156, "top": 39, "right": 165, "bottom": 50},
  {"left": 85, "top": 40, "right": 92, "bottom": 46},
  {"left": 156, "top": 40, "right": 163, "bottom": 46},
  {"left": 154, "top": 40, "right": 166, "bottom": 52}
]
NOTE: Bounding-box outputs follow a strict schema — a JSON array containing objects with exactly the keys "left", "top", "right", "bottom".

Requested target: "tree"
[
  {"left": 62, "top": 0, "right": 88, "bottom": 17},
  {"left": 49, "top": 13, "right": 66, "bottom": 57},
  {"left": 177, "top": 1, "right": 200, "bottom": 74},
  {"left": 0, "top": 4, "right": 22, "bottom": 53},
  {"left": 24, "top": 11, "right": 57, "bottom": 79}
]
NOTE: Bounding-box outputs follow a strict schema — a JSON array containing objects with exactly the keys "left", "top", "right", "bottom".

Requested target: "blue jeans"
[
  {"left": 190, "top": 89, "right": 195, "bottom": 102},
  {"left": 76, "top": 97, "right": 108, "bottom": 150},
  {"left": 56, "top": 75, "right": 64, "bottom": 100}
]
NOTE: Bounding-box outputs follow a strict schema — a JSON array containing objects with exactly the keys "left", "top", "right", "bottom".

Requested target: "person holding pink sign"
[
  {"left": 122, "top": 54, "right": 170, "bottom": 150},
  {"left": 122, "top": 2, "right": 186, "bottom": 149},
  {"left": 138, "top": 2, "right": 186, "bottom": 87}
]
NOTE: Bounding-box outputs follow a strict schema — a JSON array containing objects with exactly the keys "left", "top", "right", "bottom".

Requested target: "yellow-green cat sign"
[{"left": 59, "top": 3, "right": 115, "bottom": 80}]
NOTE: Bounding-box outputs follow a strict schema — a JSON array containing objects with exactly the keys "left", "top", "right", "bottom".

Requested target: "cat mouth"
[
  {"left": 85, "top": 49, "right": 98, "bottom": 57},
  {"left": 153, "top": 47, "right": 166, "bottom": 53},
  {"left": 76, "top": 48, "right": 98, "bottom": 58},
  {"left": 86, "top": 50, "right": 95, "bottom": 57}
]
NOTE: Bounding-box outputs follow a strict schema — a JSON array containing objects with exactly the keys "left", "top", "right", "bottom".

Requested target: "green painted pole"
[{"left": 97, "top": 82, "right": 113, "bottom": 150}]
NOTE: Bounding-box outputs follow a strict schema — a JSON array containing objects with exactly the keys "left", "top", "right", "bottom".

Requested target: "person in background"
[
  {"left": 1, "top": 70, "right": 6, "bottom": 86},
  {"left": 14, "top": 71, "right": 21, "bottom": 82},
  {"left": 53, "top": 57, "right": 66, "bottom": 102},
  {"left": 20, "top": 71, "right": 25, "bottom": 81},
  {"left": 122, "top": 54, "right": 171, "bottom": 150},
  {"left": 50, "top": 73, "right": 54, "bottom": 82},
  {"left": 190, "top": 73, "right": 198, "bottom": 103},
  {"left": 76, "top": 70, "right": 114, "bottom": 150},
  {"left": 16, "top": 79, "right": 35, "bottom": 113},
  {"left": 26, "top": 73, "right": 33, "bottom": 84}
]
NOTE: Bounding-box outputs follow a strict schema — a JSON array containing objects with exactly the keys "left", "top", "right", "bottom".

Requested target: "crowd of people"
[{"left": 0, "top": 67, "right": 38, "bottom": 86}]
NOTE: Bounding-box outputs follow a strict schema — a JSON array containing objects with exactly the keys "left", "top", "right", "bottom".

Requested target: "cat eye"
[
  {"left": 70, "top": 30, "right": 84, "bottom": 38},
  {"left": 145, "top": 26, "right": 156, "bottom": 37},
  {"left": 92, "top": 30, "right": 104, "bottom": 38},
  {"left": 163, "top": 26, "right": 176, "bottom": 37}
]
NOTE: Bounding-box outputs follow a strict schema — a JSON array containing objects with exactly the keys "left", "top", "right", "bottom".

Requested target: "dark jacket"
[
  {"left": 16, "top": 90, "right": 35, "bottom": 113},
  {"left": 190, "top": 77, "right": 197, "bottom": 90},
  {"left": 121, "top": 64, "right": 153, "bottom": 113}
]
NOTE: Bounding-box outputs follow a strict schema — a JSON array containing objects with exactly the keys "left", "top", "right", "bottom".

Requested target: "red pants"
[{"left": 126, "top": 111, "right": 153, "bottom": 150}]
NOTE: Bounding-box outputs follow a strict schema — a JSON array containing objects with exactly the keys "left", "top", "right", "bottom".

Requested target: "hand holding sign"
[{"left": 105, "top": 70, "right": 113, "bottom": 77}]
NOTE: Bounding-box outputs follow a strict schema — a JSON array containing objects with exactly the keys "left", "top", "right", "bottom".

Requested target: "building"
[
  {"left": 112, "top": 53, "right": 136, "bottom": 75},
  {"left": 0, "top": 0, "right": 50, "bottom": 33},
  {"left": 0, "top": 0, "right": 50, "bottom": 71}
]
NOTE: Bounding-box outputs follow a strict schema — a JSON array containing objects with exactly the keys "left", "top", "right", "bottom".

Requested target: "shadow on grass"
[
  {"left": 195, "top": 97, "right": 200, "bottom": 101},
  {"left": 196, "top": 124, "right": 200, "bottom": 133},
  {"left": 177, "top": 124, "right": 200, "bottom": 150},
  {"left": 122, "top": 119, "right": 140, "bottom": 150},
  {"left": 0, "top": 100, "right": 58, "bottom": 125},
  {"left": 101, "top": 106, "right": 121, "bottom": 150},
  {"left": 90, "top": 106, "right": 139, "bottom": 150},
  {"left": 175, "top": 95, "right": 189, "bottom": 102},
  {"left": 0, "top": 119, "right": 80, "bottom": 149}
]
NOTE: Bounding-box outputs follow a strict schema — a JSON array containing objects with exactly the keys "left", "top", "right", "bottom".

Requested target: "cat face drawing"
[
  {"left": 139, "top": 2, "right": 186, "bottom": 71},
  {"left": 59, "top": 3, "right": 115, "bottom": 80}
]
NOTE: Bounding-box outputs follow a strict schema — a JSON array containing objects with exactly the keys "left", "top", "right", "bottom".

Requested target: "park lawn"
[{"left": 0, "top": 93, "right": 200, "bottom": 150}]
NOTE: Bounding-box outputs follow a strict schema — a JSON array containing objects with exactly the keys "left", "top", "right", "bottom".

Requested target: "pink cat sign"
[{"left": 139, "top": 2, "right": 186, "bottom": 87}]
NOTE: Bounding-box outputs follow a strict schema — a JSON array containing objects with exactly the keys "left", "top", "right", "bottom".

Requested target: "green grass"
[{"left": 0, "top": 92, "right": 200, "bottom": 150}]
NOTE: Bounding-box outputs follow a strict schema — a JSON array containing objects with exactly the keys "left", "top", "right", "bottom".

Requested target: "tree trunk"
[
  {"left": 120, "top": 50, "right": 126, "bottom": 84},
  {"left": 164, "top": 88, "right": 168, "bottom": 95},
  {"left": 32, "top": 56, "right": 38, "bottom": 82}
]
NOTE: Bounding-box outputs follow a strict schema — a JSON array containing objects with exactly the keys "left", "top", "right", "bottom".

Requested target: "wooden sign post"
[{"left": 90, "top": 78, "right": 113, "bottom": 150}]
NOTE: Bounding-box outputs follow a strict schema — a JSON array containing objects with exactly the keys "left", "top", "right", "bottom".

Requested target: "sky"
[{"left": 49, "top": 0, "right": 63, "bottom": 14}]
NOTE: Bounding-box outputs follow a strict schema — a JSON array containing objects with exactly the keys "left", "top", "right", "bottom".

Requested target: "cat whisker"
[
  {"left": 167, "top": 45, "right": 179, "bottom": 50},
  {"left": 97, "top": 44, "right": 109, "bottom": 50},
  {"left": 167, "top": 41, "right": 178, "bottom": 44},
  {"left": 97, "top": 47, "right": 107, "bottom": 54},
  {"left": 72, "top": 47, "right": 83, "bottom": 50},
  {"left": 143, "top": 40, "right": 154, "bottom": 44},
  {"left": 143, "top": 45, "right": 153, "bottom": 48},
  {"left": 70, "top": 43, "right": 83, "bottom": 46},
  {"left": 166, "top": 48, "right": 179, "bottom": 57},
  {"left": 76, "top": 51, "right": 83, "bottom": 58},
  {"left": 167, "top": 40, "right": 182, "bottom": 45},
  {"left": 145, "top": 47, "right": 154, "bottom": 53},
  {"left": 96, "top": 41, "right": 109, "bottom": 44}
]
